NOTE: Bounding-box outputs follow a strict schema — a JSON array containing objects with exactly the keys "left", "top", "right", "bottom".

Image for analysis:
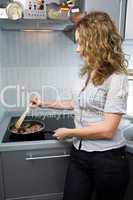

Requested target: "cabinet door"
[
  {"left": 0, "top": 155, "right": 4, "bottom": 200},
  {"left": 125, "top": 0, "right": 133, "bottom": 39},
  {"left": 83, "top": 0, "right": 127, "bottom": 37},
  {"left": 124, "top": 152, "right": 133, "bottom": 200},
  {"left": 2, "top": 147, "right": 71, "bottom": 199}
]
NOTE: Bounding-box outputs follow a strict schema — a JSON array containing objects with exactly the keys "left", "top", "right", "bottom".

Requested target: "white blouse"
[{"left": 73, "top": 72, "right": 130, "bottom": 152}]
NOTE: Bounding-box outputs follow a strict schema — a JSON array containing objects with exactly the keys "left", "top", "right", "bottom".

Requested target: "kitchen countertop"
[
  {"left": 0, "top": 110, "right": 73, "bottom": 152},
  {"left": 0, "top": 109, "right": 133, "bottom": 152}
]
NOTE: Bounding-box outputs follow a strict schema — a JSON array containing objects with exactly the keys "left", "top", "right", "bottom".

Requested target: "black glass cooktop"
[{"left": 2, "top": 114, "right": 75, "bottom": 143}]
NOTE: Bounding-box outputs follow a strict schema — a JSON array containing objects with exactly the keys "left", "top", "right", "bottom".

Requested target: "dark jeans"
[{"left": 63, "top": 146, "right": 129, "bottom": 200}]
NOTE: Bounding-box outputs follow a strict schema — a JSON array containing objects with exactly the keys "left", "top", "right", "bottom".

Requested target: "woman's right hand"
[{"left": 30, "top": 96, "right": 43, "bottom": 108}]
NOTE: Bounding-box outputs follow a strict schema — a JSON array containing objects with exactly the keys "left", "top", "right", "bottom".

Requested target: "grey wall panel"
[
  {"left": 1, "top": 67, "right": 80, "bottom": 89},
  {"left": 1, "top": 31, "right": 80, "bottom": 68},
  {"left": 1, "top": 67, "right": 81, "bottom": 108},
  {"left": 0, "top": 30, "right": 81, "bottom": 109}
]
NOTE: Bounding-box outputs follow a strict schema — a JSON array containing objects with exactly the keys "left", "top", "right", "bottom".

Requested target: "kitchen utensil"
[
  {"left": 47, "top": 2, "right": 70, "bottom": 20},
  {"left": 6, "top": 2, "right": 23, "bottom": 20},
  {"left": 15, "top": 104, "right": 31, "bottom": 129}
]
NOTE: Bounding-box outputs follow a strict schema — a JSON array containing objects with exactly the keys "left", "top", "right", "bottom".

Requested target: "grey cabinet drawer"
[{"left": 2, "top": 147, "right": 70, "bottom": 199}]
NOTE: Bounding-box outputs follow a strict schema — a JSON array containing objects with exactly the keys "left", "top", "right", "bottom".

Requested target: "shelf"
[{"left": 0, "top": 18, "right": 74, "bottom": 31}]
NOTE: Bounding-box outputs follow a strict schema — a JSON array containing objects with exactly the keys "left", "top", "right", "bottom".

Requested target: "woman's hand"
[
  {"left": 30, "top": 96, "right": 43, "bottom": 108},
  {"left": 53, "top": 128, "right": 72, "bottom": 140}
]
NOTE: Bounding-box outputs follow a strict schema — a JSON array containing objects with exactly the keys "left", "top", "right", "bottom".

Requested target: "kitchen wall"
[
  {"left": 1, "top": 29, "right": 132, "bottom": 118},
  {"left": 0, "top": 31, "right": 4, "bottom": 120},
  {"left": 0, "top": 30, "right": 82, "bottom": 115},
  {"left": 125, "top": 0, "right": 133, "bottom": 40}
]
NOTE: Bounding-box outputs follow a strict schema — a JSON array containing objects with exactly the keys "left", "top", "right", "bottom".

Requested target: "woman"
[{"left": 31, "top": 11, "right": 129, "bottom": 200}]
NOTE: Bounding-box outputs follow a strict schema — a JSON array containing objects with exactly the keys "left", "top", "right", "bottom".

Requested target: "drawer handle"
[{"left": 26, "top": 154, "right": 70, "bottom": 161}]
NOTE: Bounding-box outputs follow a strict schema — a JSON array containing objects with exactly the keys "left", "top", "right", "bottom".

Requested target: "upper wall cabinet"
[
  {"left": 125, "top": 0, "right": 133, "bottom": 39},
  {"left": 82, "top": 0, "right": 127, "bottom": 39}
]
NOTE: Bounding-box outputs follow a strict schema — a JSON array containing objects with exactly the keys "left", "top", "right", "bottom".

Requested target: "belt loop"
[{"left": 78, "top": 139, "right": 82, "bottom": 150}]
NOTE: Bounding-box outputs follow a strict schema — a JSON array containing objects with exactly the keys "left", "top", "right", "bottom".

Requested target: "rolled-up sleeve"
[{"left": 104, "top": 73, "right": 128, "bottom": 114}]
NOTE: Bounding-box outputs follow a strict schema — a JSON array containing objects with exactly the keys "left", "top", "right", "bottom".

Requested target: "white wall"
[
  {"left": 0, "top": 31, "right": 5, "bottom": 120},
  {"left": 125, "top": 0, "right": 133, "bottom": 39}
]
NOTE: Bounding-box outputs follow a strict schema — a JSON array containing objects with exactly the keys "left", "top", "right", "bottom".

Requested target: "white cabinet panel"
[
  {"left": 83, "top": 0, "right": 127, "bottom": 37},
  {"left": 125, "top": 0, "right": 133, "bottom": 39}
]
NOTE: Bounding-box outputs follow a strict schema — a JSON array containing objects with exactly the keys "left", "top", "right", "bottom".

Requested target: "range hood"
[{"left": 0, "top": 18, "right": 74, "bottom": 31}]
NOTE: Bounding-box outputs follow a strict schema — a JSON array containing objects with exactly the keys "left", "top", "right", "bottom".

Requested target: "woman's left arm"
[{"left": 54, "top": 113, "right": 122, "bottom": 140}]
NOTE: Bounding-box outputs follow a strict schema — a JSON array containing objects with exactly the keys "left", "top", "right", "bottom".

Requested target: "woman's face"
[
  {"left": 75, "top": 30, "right": 82, "bottom": 57},
  {"left": 75, "top": 30, "right": 86, "bottom": 61}
]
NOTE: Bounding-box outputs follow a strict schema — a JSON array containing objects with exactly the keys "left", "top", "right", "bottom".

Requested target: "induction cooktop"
[{"left": 2, "top": 114, "right": 75, "bottom": 143}]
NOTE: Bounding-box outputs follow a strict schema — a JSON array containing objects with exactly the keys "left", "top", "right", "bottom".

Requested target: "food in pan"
[{"left": 11, "top": 123, "right": 43, "bottom": 134}]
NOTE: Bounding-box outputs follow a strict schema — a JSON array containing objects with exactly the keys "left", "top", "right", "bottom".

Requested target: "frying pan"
[{"left": 8, "top": 120, "right": 46, "bottom": 141}]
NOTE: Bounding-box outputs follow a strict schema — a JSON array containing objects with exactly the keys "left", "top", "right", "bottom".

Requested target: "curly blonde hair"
[{"left": 76, "top": 11, "right": 128, "bottom": 86}]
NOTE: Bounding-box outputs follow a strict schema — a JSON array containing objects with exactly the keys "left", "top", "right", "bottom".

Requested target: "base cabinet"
[
  {"left": 1, "top": 148, "right": 133, "bottom": 200},
  {"left": 0, "top": 147, "right": 71, "bottom": 200},
  {"left": 124, "top": 152, "right": 133, "bottom": 200}
]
